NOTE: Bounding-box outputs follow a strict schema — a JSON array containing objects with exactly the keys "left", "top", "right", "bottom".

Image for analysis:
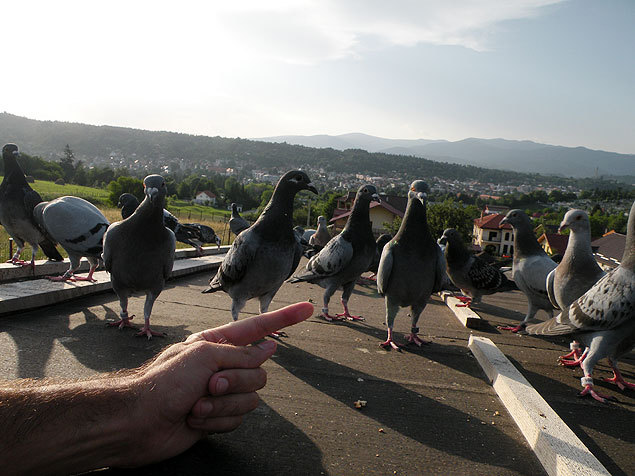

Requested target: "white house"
[
  {"left": 472, "top": 213, "right": 514, "bottom": 257},
  {"left": 194, "top": 190, "right": 217, "bottom": 206}
]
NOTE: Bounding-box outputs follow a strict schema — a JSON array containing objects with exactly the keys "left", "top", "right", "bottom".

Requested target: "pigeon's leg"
[
  {"left": 135, "top": 292, "right": 166, "bottom": 340},
  {"left": 231, "top": 298, "right": 247, "bottom": 322},
  {"left": 107, "top": 292, "right": 136, "bottom": 330},
  {"left": 380, "top": 300, "right": 401, "bottom": 350},
  {"left": 603, "top": 359, "right": 635, "bottom": 391},
  {"left": 21, "top": 244, "right": 38, "bottom": 269},
  {"left": 560, "top": 347, "right": 588, "bottom": 367},
  {"left": 259, "top": 294, "right": 284, "bottom": 338},
  {"left": 404, "top": 305, "right": 431, "bottom": 346},
  {"left": 498, "top": 303, "right": 537, "bottom": 332},
  {"left": 321, "top": 285, "right": 344, "bottom": 322},
  {"left": 69, "top": 262, "right": 98, "bottom": 282},
  {"left": 578, "top": 351, "right": 617, "bottom": 403},
  {"left": 195, "top": 246, "right": 204, "bottom": 257},
  {"left": 558, "top": 341, "right": 584, "bottom": 364},
  {"left": 49, "top": 257, "right": 81, "bottom": 282},
  {"left": 335, "top": 281, "right": 364, "bottom": 321},
  {"left": 7, "top": 241, "right": 27, "bottom": 265}
]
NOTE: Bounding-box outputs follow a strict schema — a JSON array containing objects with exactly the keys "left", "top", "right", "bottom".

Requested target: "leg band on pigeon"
[
  {"left": 580, "top": 376, "right": 593, "bottom": 387},
  {"left": 570, "top": 342, "right": 582, "bottom": 350}
]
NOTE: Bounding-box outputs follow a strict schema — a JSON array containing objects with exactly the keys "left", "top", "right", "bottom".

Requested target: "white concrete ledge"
[
  {"left": 0, "top": 245, "right": 231, "bottom": 283},
  {"left": 468, "top": 335, "right": 611, "bottom": 476},
  {"left": 439, "top": 291, "right": 482, "bottom": 329},
  {"left": 0, "top": 254, "right": 224, "bottom": 316}
]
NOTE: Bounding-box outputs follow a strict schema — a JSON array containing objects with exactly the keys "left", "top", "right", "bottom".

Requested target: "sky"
[{"left": 3, "top": 0, "right": 635, "bottom": 154}]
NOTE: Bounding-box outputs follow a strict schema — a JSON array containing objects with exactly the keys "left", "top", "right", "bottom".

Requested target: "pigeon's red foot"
[
  {"left": 603, "top": 372, "right": 635, "bottom": 391},
  {"left": 578, "top": 385, "right": 617, "bottom": 403},
  {"left": 380, "top": 339, "right": 401, "bottom": 351},
  {"left": 497, "top": 324, "right": 525, "bottom": 333},
  {"left": 135, "top": 325, "right": 167, "bottom": 340},
  {"left": 559, "top": 349, "right": 583, "bottom": 361},
  {"left": 20, "top": 261, "right": 35, "bottom": 269},
  {"left": 195, "top": 247, "right": 204, "bottom": 257},
  {"left": 335, "top": 311, "right": 364, "bottom": 321},
  {"left": 107, "top": 316, "right": 136, "bottom": 330},
  {"left": 268, "top": 331, "right": 288, "bottom": 338},
  {"left": 559, "top": 353, "right": 586, "bottom": 367},
  {"left": 455, "top": 301, "right": 471, "bottom": 308},
  {"left": 405, "top": 333, "right": 431, "bottom": 347},
  {"left": 322, "top": 312, "right": 344, "bottom": 322},
  {"left": 455, "top": 295, "right": 471, "bottom": 303}
]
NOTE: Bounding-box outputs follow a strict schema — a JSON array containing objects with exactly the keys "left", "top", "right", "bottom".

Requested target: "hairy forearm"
[{"left": 0, "top": 375, "right": 139, "bottom": 475}]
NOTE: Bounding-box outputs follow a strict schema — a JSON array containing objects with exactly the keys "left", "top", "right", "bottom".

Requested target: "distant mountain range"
[{"left": 255, "top": 133, "right": 635, "bottom": 179}]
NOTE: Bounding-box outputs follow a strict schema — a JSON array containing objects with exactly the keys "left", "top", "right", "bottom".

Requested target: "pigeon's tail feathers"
[
  {"left": 525, "top": 314, "right": 576, "bottom": 336},
  {"left": 202, "top": 273, "right": 224, "bottom": 294},
  {"left": 287, "top": 275, "right": 302, "bottom": 284},
  {"left": 202, "top": 285, "right": 220, "bottom": 294},
  {"left": 40, "top": 240, "right": 63, "bottom": 261}
]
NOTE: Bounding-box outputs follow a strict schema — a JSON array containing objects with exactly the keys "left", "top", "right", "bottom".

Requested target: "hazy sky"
[{"left": 4, "top": 0, "right": 634, "bottom": 153}]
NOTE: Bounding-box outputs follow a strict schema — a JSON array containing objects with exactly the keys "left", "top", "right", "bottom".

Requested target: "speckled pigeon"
[
  {"left": 203, "top": 171, "right": 317, "bottom": 326},
  {"left": 103, "top": 174, "right": 176, "bottom": 339},
  {"left": 0, "top": 143, "right": 63, "bottom": 267},
  {"left": 290, "top": 184, "right": 380, "bottom": 321},
  {"left": 229, "top": 202, "right": 250, "bottom": 236},
  {"left": 438, "top": 228, "right": 516, "bottom": 307},
  {"left": 309, "top": 216, "right": 331, "bottom": 248},
  {"left": 33, "top": 196, "right": 109, "bottom": 281},
  {"left": 527, "top": 200, "right": 635, "bottom": 403},
  {"left": 546, "top": 209, "right": 606, "bottom": 364},
  {"left": 498, "top": 209, "right": 557, "bottom": 332},
  {"left": 376, "top": 180, "right": 445, "bottom": 349}
]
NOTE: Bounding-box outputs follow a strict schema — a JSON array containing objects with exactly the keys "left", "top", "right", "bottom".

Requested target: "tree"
[
  {"left": 59, "top": 144, "right": 76, "bottom": 182},
  {"left": 107, "top": 176, "right": 144, "bottom": 206},
  {"left": 426, "top": 199, "right": 480, "bottom": 241}
]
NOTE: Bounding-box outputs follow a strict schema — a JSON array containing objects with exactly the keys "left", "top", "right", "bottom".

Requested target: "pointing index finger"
[{"left": 186, "top": 301, "right": 314, "bottom": 346}]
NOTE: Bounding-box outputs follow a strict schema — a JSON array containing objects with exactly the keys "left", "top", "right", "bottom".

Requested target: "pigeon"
[
  {"left": 229, "top": 202, "right": 250, "bottom": 236},
  {"left": 103, "top": 174, "right": 176, "bottom": 339},
  {"left": 438, "top": 228, "right": 516, "bottom": 307},
  {"left": 365, "top": 233, "right": 393, "bottom": 280},
  {"left": 0, "top": 143, "right": 63, "bottom": 267},
  {"left": 376, "top": 180, "right": 445, "bottom": 349},
  {"left": 526, "top": 200, "right": 635, "bottom": 403},
  {"left": 498, "top": 209, "right": 557, "bottom": 332},
  {"left": 290, "top": 184, "right": 380, "bottom": 321},
  {"left": 309, "top": 216, "right": 331, "bottom": 248},
  {"left": 33, "top": 196, "right": 110, "bottom": 282},
  {"left": 203, "top": 171, "right": 317, "bottom": 326},
  {"left": 546, "top": 209, "right": 606, "bottom": 364},
  {"left": 118, "top": 193, "right": 217, "bottom": 255},
  {"left": 117, "top": 193, "right": 140, "bottom": 219}
]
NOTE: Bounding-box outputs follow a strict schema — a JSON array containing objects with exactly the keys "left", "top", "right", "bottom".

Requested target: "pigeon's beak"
[
  {"left": 306, "top": 183, "right": 318, "bottom": 194},
  {"left": 438, "top": 236, "right": 447, "bottom": 246},
  {"left": 146, "top": 187, "right": 159, "bottom": 202},
  {"left": 499, "top": 217, "right": 509, "bottom": 228},
  {"left": 558, "top": 222, "right": 569, "bottom": 233},
  {"left": 371, "top": 193, "right": 381, "bottom": 203}
]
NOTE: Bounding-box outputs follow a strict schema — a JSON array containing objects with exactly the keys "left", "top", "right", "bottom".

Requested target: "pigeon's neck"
[
  {"left": 563, "top": 228, "right": 597, "bottom": 268},
  {"left": 260, "top": 186, "right": 294, "bottom": 228},
  {"left": 134, "top": 196, "right": 165, "bottom": 228},
  {"left": 395, "top": 198, "right": 432, "bottom": 246},
  {"left": 512, "top": 222, "right": 545, "bottom": 258},
  {"left": 343, "top": 197, "right": 372, "bottom": 235},
  {"left": 621, "top": 201, "right": 635, "bottom": 270},
  {"left": 445, "top": 238, "right": 471, "bottom": 266},
  {"left": 2, "top": 155, "right": 28, "bottom": 187}
]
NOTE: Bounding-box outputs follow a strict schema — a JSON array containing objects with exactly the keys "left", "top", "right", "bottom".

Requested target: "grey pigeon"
[
  {"left": 546, "top": 209, "right": 606, "bottom": 364},
  {"left": 103, "top": 175, "right": 176, "bottom": 339},
  {"left": 117, "top": 193, "right": 140, "bottom": 219},
  {"left": 203, "top": 171, "right": 317, "bottom": 325},
  {"left": 0, "top": 143, "right": 63, "bottom": 267},
  {"left": 290, "top": 184, "right": 380, "bottom": 321},
  {"left": 499, "top": 209, "right": 557, "bottom": 332},
  {"left": 376, "top": 180, "right": 445, "bottom": 349},
  {"left": 367, "top": 233, "right": 393, "bottom": 278},
  {"left": 183, "top": 223, "right": 222, "bottom": 254},
  {"left": 526, "top": 200, "right": 635, "bottom": 403},
  {"left": 33, "top": 196, "right": 109, "bottom": 282},
  {"left": 229, "top": 202, "right": 250, "bottom": 236},
  {"left": 438, "top": 228, "right": 516, "bottom": 307},
  {"left": 309, "top": 216, "right": 331, "bottom": 248}
]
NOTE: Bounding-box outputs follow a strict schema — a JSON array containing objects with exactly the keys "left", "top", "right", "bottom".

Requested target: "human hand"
[{"left": 120, "top": 301, "right": 313, "bottom": 468}]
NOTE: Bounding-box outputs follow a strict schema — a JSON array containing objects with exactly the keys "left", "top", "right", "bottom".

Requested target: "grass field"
[{"left": 0, "top": 178, "right": 237, "bottom": 262}]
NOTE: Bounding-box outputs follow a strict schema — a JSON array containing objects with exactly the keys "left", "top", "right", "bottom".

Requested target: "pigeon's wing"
[
  {"left": 101, "top": 222, "right": 121, "bottom": 272},
  {"left": 217, "top": 230, "right": 261, "bottom": 284},
  {"left": 294, "top": 234, "right": 353, "bottom": 281},
  {"left": 23, "top": 188, "right": 43, "bottom": 217},
  {"left": 527, "top": 268, "right": 634, "bottom": 335},
  {"left": 376, "top": 242, "right": 394, "bottom": 295},
  {"left": 432, "top": 244, "right": 446, "bottom": 292},
  {"left": 467, "top": 255, "right": 503, "bottom": 292},
  {"left": 163, "top": 230, "right": 176, "bottom": 280},
  {"left": 514, "top": 255, "right": 555, "bottom": 298},
  {"left": 287, "top": 239, "right": 304, "bottom": 280},
  {"left": 545, "top": 268, "right": 559, "bottom": 309}
]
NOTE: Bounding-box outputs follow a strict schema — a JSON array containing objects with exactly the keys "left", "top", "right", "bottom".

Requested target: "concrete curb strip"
[
  {"left": 439, "top": 291, "right": 482, "bottom": 328},
  {"left": 468, "top": 335, "right": 612, "bottom": 476}
]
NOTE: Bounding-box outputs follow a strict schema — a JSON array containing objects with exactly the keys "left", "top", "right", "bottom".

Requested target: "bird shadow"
[
  {"left": 102, "top": 402, "right": 327, "bottom": 476},
  {"left": 270, "top": 341, "right": 540, "bottom": 474}
]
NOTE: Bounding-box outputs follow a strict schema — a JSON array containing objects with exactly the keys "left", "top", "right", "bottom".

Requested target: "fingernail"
[
  {"left": 215, "top": 377, "right": 229, "bottom": 394},
  {"left": 200, "top": 400, "right": 214, "bottom": 415},
  {"left": 257, "top": 340, "right": 276, "bottom": 352}
]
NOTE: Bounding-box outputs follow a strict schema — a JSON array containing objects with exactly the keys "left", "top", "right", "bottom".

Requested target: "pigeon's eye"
[
  {"left": 363, "top": 188, "right": 368, "bottom": 193},
  {"left": 295, "top": 174, "right": 303, "bottom": 181},
  {"left": 576, "top": 215, "right": 581, "bottom": 220}
]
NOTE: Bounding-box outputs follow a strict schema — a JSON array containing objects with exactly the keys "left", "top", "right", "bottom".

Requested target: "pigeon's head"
[
  {"left": 438, "top": 228, "right": 460, "bottom": 246},
  {"left": 231, "top": 203, "right": 238, "bottom": 212},
  {"left": 317, "top": 215, "right": 327, "bottom": 226},
  {"left": 143, "top": 174, "right": 167, "bottom": 204},
  {"left": 559, "top": 209, "right": 589, "bottom": 234},
  {"left": 280, "top": 170, "right": 318, "bottom": 195},
  {"left": 117, "top": 193, "right": 139, "bottom": 209},
  {"left": 408, "top": 180, "right": 429, "bottom": 204},
  {"left": 2, "top": 143, "right": 19, "bottom": 160},
  {"left": 356, "top": 184, "right": 381, "bottom": 204},
  {"left": 500, "top": 209, "right": 528, "bottom": 229}
]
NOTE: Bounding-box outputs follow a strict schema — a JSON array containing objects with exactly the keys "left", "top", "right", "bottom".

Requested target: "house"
[
  {"left": 537, "top": 233, "right": 569, "bottom": 256},
  {"left": 194, "top": 190, "right": 217, "bottom": 206},
  {"left": 591, "top": 230, "right": 626, "bottom": 270},
  {"left": 472, "top": 213, "right": 514, "bottom": 256},
  {"left": 330, "top": 192, "right": 406, "bottom": 236}
]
